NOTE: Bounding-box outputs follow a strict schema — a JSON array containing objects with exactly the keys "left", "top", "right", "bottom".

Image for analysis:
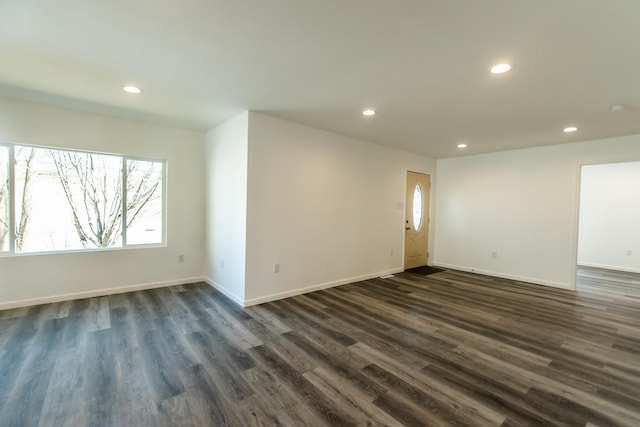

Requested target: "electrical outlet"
[
  {"left": 491, "top": 251, "right": 497, "bottom": 259},
  {"left": 177, "top": 254, "right": 185, "bottom": 263},
  {"left": 627, "top": 250, "right": 633, "bottom": 256},
  {"left": 390, "top": 249, "right": 394, "bottom": 256},
  {"left": 273, "top": 263, "right": 280, "bottom": 273}
]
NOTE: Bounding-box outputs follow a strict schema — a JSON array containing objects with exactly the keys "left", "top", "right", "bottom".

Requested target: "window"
[
  {"left": 0, "top": 146, "right": 8, "bottom": 252},
  {"left": 125, "top": 159, "right": 163, "bottom": 245},
  {"left": 2, "top": 143, "right": 164, "bottom": 255},
  {"left": 412, "top": 184, "right": 423, "bottom": 231}
]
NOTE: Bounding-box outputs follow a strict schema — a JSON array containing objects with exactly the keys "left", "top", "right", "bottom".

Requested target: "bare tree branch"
[
  {"left": 51, "top": 152, "right": 92, "bottom": 246},
  {"left": 0, "top": 160, "right": 8, "bottom": 247},
  {"left": 50, "top": 151, "right": 160, "bottom": 248},
  {"left": 0, "top": 146, "right": 161, "bottom": 252},
  {"left": 15, "top": 148, "right": 38, "bottom": 251},
  {"left": 126, "top": 160, "right": 161, "bottom": 228}
]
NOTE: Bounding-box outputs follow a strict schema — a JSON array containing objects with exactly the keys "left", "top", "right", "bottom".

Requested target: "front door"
[{"left": 404, "top": 171, "right": 430, "bottom": 269}]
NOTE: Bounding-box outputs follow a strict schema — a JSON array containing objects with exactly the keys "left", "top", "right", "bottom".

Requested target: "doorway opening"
[{"left": 576, "top": 161, "right": 640, "bottom": 295}]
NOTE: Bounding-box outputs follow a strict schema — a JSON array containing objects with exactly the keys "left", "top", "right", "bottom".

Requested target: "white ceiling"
[{"left": 1, "top": 0, "right": 639, "bottom": 158}]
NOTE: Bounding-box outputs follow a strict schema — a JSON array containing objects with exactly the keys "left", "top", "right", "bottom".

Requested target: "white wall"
[
  {"left": 0, "top": 97, "right": 206, "bottom": 308},
  {"left": 434, "top": 134, "right": 640, "bottom": 289},
  {"left": 244, "top": 112, "right": 436, "bottom": 305},
  {"left": 204, "top": 112, "right": 249, "bottom": 304},
  {"left": 578, "top": 161, "right": 640, "bottom": 273}
]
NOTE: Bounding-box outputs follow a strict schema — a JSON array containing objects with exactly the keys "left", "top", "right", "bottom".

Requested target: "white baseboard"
[
  {"left": 241, "top": 267, "right": 404, "bottom": 307},
  {"left": 0, "top": 276, "right": 205, "bottom": 311},
  {"left": 577, "top": 262, "right": 640, "bottom": 274},
  {"left": 432, "top": 262, "right": 572, "bottom": 290},
  {"left": 203, "top": 278, "right": 244, "bottom": 307}
]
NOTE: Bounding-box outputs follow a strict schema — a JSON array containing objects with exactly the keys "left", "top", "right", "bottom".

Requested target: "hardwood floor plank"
[
  {"left": 83, "top": 328, "right": 117, "bottom": 400},
  {"left": 205, "top": 305, "right": 264, "bottom": 350},
  {"left": 454, "top": 343, "right": 640, "bottom": 426},
  {"left": 155, "top": 287, "right": 201, "bottom": 335},
  {"left": 179, "top": 363, "right": 241, "bottom": 426},
  {"left": 373, "top": 390, "right": 452, "bottom": 427},
  {"left": 364, "top": 363, "right": 482, "bottom": 426},
  {"left": 87, "top": 296, "right": 111, "bottom": 332},
  {"left": 244, "top": 305, "right": 293, "bottom": 335},
  {"left": 185, "top": 330, "right": 255, "bottom": 402},
  {"left": 276, "top": 403, "right": 332, "bottom": 427},
  {"left": 0, "top": 318, "right": 20, "bottom": 351},
  {"left": 524, "top": 387, "right": 611, "bottom": 427},
  {"left": 109, "top": 305, "right": 136, "bottom": 353},
  {"left": 242, "top": 318, "right": 317, "bottom": 374},
  {"left": 421, "top": 362, "right": 557, "bottom": 426},
  {"left": 40, "top": 300, "right": 73, "bottom": 321},
  {"left": 38, "top": 345, "right": 86, "bottom": 426},
  {"left": 249, "top": 344, "right": 360, "bottom": 425},
  {"left": 0, "top": 341, "right": 29, "bottom": 416},
  {"left": 277, "top": 299, "right": 356, "bottom": 347},
  {"left": 157, "top": 391, "right": 197, "bottom": 427},
  {"left": 195, "top": 319, "right": 256, "bottom": 373},
  {"left": 303, "top": 366, "right": 404, "bottom": 426},
  {"left": 232, "top": 394, "right": 283, "bottom": 427},
  {"left": 280, "top": 331, "right": 386, "bottom": 399},
  {"left": 114, "top": 348, "right": 163, "bottom": 426},
  {"left": 349, "top": 341, "right": 430, "bottom": 379},
  {"left": 240, "top": 366, "right": 302, "bottom": 416},
  {"left": 2, "top": 317, "right": 63, "bottom": 426},
  {"left": 0, "top": 306, "right": 28, "bottom": 321},
  {"left": 0, "top": 267, "right": 638, "bottom": 425},
  {"left": 433, "top": 326, "right": 553, "bottom": 371},
  {"left": 325, "top": 315, "right": 431, "bottom": 370},
  {"left": 138, "top": 328, "right": 186, "bottom": 402}
]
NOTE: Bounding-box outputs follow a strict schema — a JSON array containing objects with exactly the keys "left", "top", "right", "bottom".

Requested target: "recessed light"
[
  {"left": 362, "top": 109, "right": 376, "bottom": 116},
  {"left": 457, "top": 143, "right": 468, "bottom": 149},
  {"left": 122, "top": 85, "right": 143, "bottom": 94},
  {"left": 563, "top": 126, "right": 578, "bottom": 133},
  {"left": 490, "top": 63, "right": 512, "bottom": 74}
]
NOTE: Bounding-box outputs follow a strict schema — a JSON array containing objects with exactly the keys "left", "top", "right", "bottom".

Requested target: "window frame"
[
  {"left": 0, "top": 143, "right": 13, "bottom": 253},
  {"left": 0, "top": 141, "right": 167, "bottom": 257}
]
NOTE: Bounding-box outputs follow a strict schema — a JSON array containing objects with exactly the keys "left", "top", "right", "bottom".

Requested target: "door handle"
[{"left": 405, "top": 227, "right": 411, "bottom": 231}]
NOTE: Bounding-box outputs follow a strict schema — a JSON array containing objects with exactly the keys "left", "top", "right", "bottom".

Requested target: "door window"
[{"left": 413, "top": 184, "right": 423, "bottom": 231}]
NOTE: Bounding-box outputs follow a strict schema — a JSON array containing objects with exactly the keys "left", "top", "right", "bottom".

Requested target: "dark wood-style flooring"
[{"left": 1, "top": 267, "right": 639, "bottom": 426}]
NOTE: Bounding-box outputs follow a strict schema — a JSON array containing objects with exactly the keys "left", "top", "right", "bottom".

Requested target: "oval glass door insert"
[{"left": 413, "top": 184, "right": 423, "bottom": 231}]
